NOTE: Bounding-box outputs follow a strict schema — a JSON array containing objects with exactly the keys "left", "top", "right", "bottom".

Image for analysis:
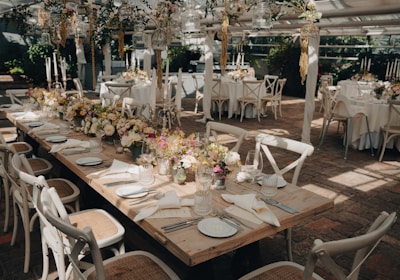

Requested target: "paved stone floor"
[{"left": 0, "top": 95, "right": 399, "bottom": 279}]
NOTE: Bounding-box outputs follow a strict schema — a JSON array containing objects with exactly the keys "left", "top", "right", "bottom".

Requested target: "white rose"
[
  {"left": 104, "top": 124, "right": 115, "bottom": 136},
  {"left": 224, "top": 151, "right": 240, "bottom": 166}
]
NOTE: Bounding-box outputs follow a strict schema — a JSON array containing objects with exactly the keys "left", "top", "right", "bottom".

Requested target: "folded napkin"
[
  {"left": 134, "top": 190, "right": 194, "bottom": 222},
  {"left": 49, "top": 139, "right": 90, "bottom": 153},
  {"left": 221, "top": 193, "right": 280, "bottom": 226},
  {"left": 30, "top": 123, "right": 60, "bottom": 134},
  {"left": 15, "top": 112, "right": 40, "bottom": 121},
  {"left": 87, "top": 159, "right": 139, "bottom": 179},
  {"left": 236, "top": 171, "right": 251, "bottom": 182}
]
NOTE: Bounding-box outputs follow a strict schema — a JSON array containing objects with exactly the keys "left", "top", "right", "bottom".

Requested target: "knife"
[
  {"left": 263, "top": 198, "right": 299, "bottom": 214},
  {"left": 103, "top": 180, "right": 138, "bottom": 187},
  {"left": 162, "top": 217, "right": 203, "bottom": 230}
]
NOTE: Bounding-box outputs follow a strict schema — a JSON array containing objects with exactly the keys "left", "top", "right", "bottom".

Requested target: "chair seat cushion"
[
  {"left": 241, "top": 263, "right": 321, "bottom": 280},
  {"left": 86, "top": 252, "right": 174, "bottom": 280}
]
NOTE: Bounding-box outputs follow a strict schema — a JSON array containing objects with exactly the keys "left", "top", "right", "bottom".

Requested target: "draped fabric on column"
[
  {"left": 102, "top": 39, "right": 112, "bottom": 76},
  {"left": 197, "top": 31, "right": 215, "bottom": 123},
  {"left": 144, "top": 33, "right": 152, "bottom": 77},
  {"left": 301, "top": 33, "right": 320, "bottom": 144}
]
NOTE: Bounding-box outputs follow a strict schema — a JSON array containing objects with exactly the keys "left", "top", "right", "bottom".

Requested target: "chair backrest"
[
  {"left": 274, "top": 78, "right": 287, "bottom": 100},
  {"left": 385, "top": 99, "right": 400, "bottom": 131},
  {"left": 105, "top": 82, "right": 132, "bottom": 99},
  {"left": 263, "top": 75, "right": 279, "bottom": 96},
  {"left": 122, "top": 97, "right": 140, "bottom": 118},
  {"left": 73, "top": 78, "right": 84, "bottom": 99},
  {"left": 0, "top": 144, "right": 11, "bottom": 192},
  {"left": 205, "top": 122, "right": 248, "bottom": 153},
  {"left": 192, "top": 74, "right": 200, "bottom": 92},
  {"left": 99, "top": 74, "right": 118, "bottom": 82},
  {"left": 303, "top": 211, "right": 397, "bottom": 280},
  {"left": 211, "top": 78, "right": 222, "bottom": 98},
  {"left": 334, "top": 94, "right": 367, "bottom": 119},
  {"left": 175, "top": 68, "right": 183, "bottom": 111},
  {"left": 320, "top": 74, "right": 333, "bottom": 86},
  {"left": 255, "top": 133, "right": 314, "bottom": 185},
  {"left": 100, "top": 92, "right": 120, "bottom": 108},
  {"left": 242, "top": 80, "right": 263, "bottom": 102}
]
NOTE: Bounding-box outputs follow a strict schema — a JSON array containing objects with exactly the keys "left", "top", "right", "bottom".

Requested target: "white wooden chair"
[
  {"left": 269, "top": 78, "right": 287, "bottom": 120},
  {"left": 205, "top": 121, "right": 248, "bottom": 153},
  {"left": 105, "top": 81, "right": 133, "bottom": 99},
  {"left": 211, "top": 77, "right": 229, "bottom": 120},
  {"left": 121, "top": 97, "right": 147, "bottom": 118},
  {"left": 18, "top": 171, "right": 126, "bottom": 279},
  {"left": 237, "top": 79, "right": 264, "bottom": 122},
  {"left": 192, "top": 74, "right": 204, "bottom": 114},
  {"left": 318, "top": 74, "right": 334, "bottom": 112},
  {"left": 378, "top": 99, "right": 400, "bottom": 161},
  {"left": 255, "top": 133, "right": 315, "bottom": 261},
  {"left": 23, "top": 174, "right": 179, "bottom": 280},
  {"left": 9, "top": 153, "right": 81, "bottom": 273},
  {"left": 100, "top": 92, "right": 120, "bottom": 108},
  {"left": 261, "top": 74, "right": 279, "bottom": 118},
  {"left": 73, "top": 78, "right": 86, "bottom": 99},
  {"left": 319, "top": 94, "right": 374, "bottom": 160},
  {"left": 0, "top": 130, "right": 32, "bottom": 157},
  {"left": 239, "top": 211, "right": 397, "bottom": 280}
]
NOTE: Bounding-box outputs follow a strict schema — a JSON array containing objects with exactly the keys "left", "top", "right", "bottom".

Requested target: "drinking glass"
[
  {"left": 194, "top": 165, "right": 214, "bottom": 216},
  {"left": 139, "top": 164, "right": 154, "bottom": 185},
  {"left": 261, "top": 174, "right": 278, "bottom": 197},
  {"left": 141, "top": 139, "right": 155, "bottom": 164},
  {"left": 244, "top": 150, "right": 263, "bottom": 183}
]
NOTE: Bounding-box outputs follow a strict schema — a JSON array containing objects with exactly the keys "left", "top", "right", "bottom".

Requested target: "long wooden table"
[{"left": 6, "top": 110, "right": 334, "bottom": 267}]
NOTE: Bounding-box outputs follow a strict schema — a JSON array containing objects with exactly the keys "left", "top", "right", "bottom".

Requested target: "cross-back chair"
[
  {"left": 22, "top": 173, "right": 179, "bottom": 280},
  {"left": 255, "top": 133, "right": 315, "bottom": 261},
  {"left": 192, "top": 74, "right": 204, "bottom": 114},
  {"left": 16, "top": 169, "right": 126, "bottom": 279},
  {"left": 237, "top": 79, "right": 264, "bottom": 122},
  {"left": 73, "top": 78, "right": 86, "bottom": 99},
  {"left": 0, "top": 130, "right": 32, "bottom": 156},
  {"left": 10, "top": 153, "right": 80, "bottom": 273},
  {"left": 318, "top": 74, "right": 334, "bottom": 112},
  {"left": 100, "top": 92, "right": 120, "bottom": 108},
  {"left": 122, "top": 97, "right": 147, "bottom": 118},
  {"left": 378, "top": 99, "right": 400, "bottom": 161},
  {"left": 211, "top": 77, "right": 229, "bottom": 120},
  {"left": 239, "top": 211, "right": 397, "bottom": 280},
  {"left": 205, "top": 121, "right": 248, "bottom": 153},
  {"left": 105, "top": 81, "right": 133, "bottom": 99}
]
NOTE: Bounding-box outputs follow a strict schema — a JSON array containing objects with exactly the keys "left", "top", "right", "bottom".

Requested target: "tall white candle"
[
  {"left": 53, "top": 52, "right": 58, "bottom": 76},
  {"left": 393, "top": 60, "right": 397, "bottom": 78},
  {"left": 164, "top": 58, "right": 169, "bottom": 99},
  {"left": 137, "top": 57, "right": 140, "bottom": 69},
  {"left": 385, "top": 62, "right": 390, "bottom": 78},
  {"left": 236, "top": 53, "right": 241, "bottom": 67},
  {"left": 241, "top": 54, "right": 244, "bottom": 66},
  {"left": 61, "top": 57, "right": 67, "bottom": 82},
  {"left": 131, "top": 53, "right": 135, "bottom": 71},
  {"left": 232, "top": 54, "right": 235, "bottom": 66},
  {"left": 367, "top": 58, "right": 371, "bottom": 72},
  {"left": 126, "top": 53, "right": 129, "bottom": 70},
  {"left": 45, "top": 57, "right": 51, "bottom": 82},
  {"left": 360, "top": 58, "right": 364, "bottom": 72}
]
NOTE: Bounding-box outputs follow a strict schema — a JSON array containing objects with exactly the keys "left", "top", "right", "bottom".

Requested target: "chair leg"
[
  {"left": 285, "top": 228, "right": 293, "bottom": 261},
  {"left": 318, "top": 115, "right": 333, "bottom": 150},
  {"left": 365, "top": 116, "right": 374, "bottom": 157},
  {"left": 3, "top": 182, "right": 9, "bottom": 232},
  {"left": 344, "top": 119, "right": 352, "bottom": 160}
]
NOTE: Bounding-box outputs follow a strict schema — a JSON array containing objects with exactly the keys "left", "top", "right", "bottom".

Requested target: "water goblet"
[{"left": 244, "top": 150, "right": 263, "bottom": 183}]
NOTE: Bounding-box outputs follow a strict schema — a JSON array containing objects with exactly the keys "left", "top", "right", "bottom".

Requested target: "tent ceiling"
[{"left": 1, "top": 0, "right": 400, "bottom": 37}]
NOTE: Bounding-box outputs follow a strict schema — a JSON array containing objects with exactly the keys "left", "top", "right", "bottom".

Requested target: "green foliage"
[
  {"left": 167, "top": 45, "right": 201, "bottom": 72},
  {"left": 4, "top": 59, "right": 24, "bottom": 74}
]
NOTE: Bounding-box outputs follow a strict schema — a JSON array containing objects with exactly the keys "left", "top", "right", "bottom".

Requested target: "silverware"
[
  {"left": 221, "top": 211, "right": 254, "bottom": 230},
  {"left": 120, "top": 189, "right": 156, "bottom": 197},
  {"left": 163, "top": 218, "right": 203, "bottom": 233},
  {"left": 162, "top": 217, "right": 203, "bottom": 230},
  {"left": 63, "top": 148, "right": 90, "bottom": 155},
  {"left": 213, "top": 210, "right": 243, "bottom": 231},
  {"left": 104, "top": 180, "right": 137, "bottom": 187},
  {"left": 129, "top": 192, "right": 164, "bottom": 205},
  {"left": 263, "top": 198, "right": 299, "bottom": 214}
]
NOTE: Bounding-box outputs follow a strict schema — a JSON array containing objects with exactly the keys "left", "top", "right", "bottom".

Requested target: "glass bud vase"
[
  {"left": 214, "top": 172, "right": 226, "bottom": 190},
  {"left": 173, "top": 168, "right": 186, "bottom": 185}
]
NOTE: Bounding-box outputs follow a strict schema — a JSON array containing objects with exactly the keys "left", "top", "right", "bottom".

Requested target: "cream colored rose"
[{"left": 104, "top": 124, "right": 115, "bottom": 136}]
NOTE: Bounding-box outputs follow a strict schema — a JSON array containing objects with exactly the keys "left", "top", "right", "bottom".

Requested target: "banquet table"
[
  {"left": 337, "top": 80, "right": 400, "bottom": 150},
  {"left": 5, "top": 110, "right": 333, "bottom": 268},
  {"left": 220, "top": 77, "right": 266, "bottom": 119}
]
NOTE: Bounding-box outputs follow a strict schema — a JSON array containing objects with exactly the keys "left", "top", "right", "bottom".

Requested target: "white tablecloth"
[
  {"left": 339, "top": 94, "right": 400, "bottom": 150},
  {"left": 220, "top": 77, "right": 265, "bottom": 118},
  {"left": 100, "top": 80, "right": 152, "bottom": 117}
]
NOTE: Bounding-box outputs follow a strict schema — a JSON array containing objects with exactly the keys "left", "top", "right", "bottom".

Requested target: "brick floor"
[{"left": 0, "top": 96, "right": 399, "bottom": 279}]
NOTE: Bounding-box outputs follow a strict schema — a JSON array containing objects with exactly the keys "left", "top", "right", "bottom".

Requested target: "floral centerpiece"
[
  {"left": 116, "top": 116, "right": 156, "bottom": 160},
  {"left": 121, "top": 69, "right": 149, "bottom": 83},
  {"left": 389, "top": 81, "right": 400, "bottom": 100},
  {"left": 26, "top": 88, "right": 67, "bottom": 113},
  {"left": 199, "top": 143, "right": 241, "bottom": 189},
  {"left": 351, "top": 73, "right": 376, "bottom": 82},
  {"left": 62, "top": 95, "right": 93, "bottom": 124},
  {"left": 227, "top": 69, "right": 248, "bottom": 81}
]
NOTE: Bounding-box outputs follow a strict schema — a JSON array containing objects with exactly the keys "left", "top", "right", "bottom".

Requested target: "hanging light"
[
  {"left": 151, "top": 29, "right": 168, "bottom": 50},
  {"left": 252, "top": 1, "right": 272, "bottom": 30},
  {"left": 181, "top": 0, "right": 201, "bottom": 33}
]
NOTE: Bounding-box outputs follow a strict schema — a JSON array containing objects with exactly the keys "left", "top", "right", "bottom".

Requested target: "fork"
[
  {"left": 221, "top": 211, "right": 254, "bottom": 230},
  {"left": 212, "top": 209, "right": 243, "bottom": 231},
  {"left": 129, "top": 192, "right": 164, "bottom": 205}
]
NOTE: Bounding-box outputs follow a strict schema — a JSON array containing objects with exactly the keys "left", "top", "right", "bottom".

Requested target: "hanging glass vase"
[
  {"left": 181, "top": 4, "right": 200, "bottom": 33},
  {"left": 252, "top": 1, "right": 273, "bottom": 30}
]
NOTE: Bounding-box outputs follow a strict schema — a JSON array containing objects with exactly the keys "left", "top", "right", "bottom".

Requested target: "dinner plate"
[
  {"left": 256, "top": 174, "right": 287, "bottom": 188},
  {"left": 0, "top": 104, "right": 12, "bottom": 108},
  {"left": 197, "top": 218, "right": 238, "bottom": 238},
  {"left": 75, "top": 157, "right": 103, "bottom": 166},
  {"left": 27, "top": 121, "right": 44, "bottom": 127},
  {"left": 115, "top": 186, "right": 149, "bottom": 198},
  {"left": 45, "top": 136, "right": 67, "bottom": 143}
]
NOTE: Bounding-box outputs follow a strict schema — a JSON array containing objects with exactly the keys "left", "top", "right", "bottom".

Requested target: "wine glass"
[{"left": 244, "top": 150, "right": 263, "bottom": 183}]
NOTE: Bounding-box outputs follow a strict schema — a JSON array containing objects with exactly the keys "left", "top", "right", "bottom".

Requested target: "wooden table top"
[{"left": 6, "top": 110, "right": 334, "bottom": 266}]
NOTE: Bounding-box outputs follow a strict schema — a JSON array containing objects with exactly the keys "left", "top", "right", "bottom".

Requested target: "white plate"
[
  {"left": 0, "top": 104, "right": 12, "bottom": 108},
  {"left": 75, "top": 157, "right": 103, "bottom": 166},
  {"left": 115, "top": 186, "right": 149, "bottom": 198},
  {"left": 27, "top": 121, "right": 44, "bottom": 127},
  {"left": 45, "top": 136, "right": 67, "bottom": 143},
  {"left": 257, "top": 174, "right": 287, "bottom": 188},
  {"left": 197, "top": 218, "right": 238, "bottom": 238}
]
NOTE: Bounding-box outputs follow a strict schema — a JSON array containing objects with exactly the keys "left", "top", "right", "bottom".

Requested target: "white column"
[
  {"left": 144, "top": 33, "right": 152, "bottom": 77},
  {"left": 197, "top": 31, "right": 215, "bottom": 122},
  {"left": 301, "top": 32, "right": 320, "bottom": 144},
  {"left": 102, "top": 38, "right": 112, "bottom": 76}
]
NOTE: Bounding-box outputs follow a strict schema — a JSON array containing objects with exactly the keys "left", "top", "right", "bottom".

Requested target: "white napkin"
[
  {"left": 236, "top": 171, "right": 251, "bottom": 182},
  {"left": 87, "top": 159, "right": 139, "bottom": 179},
  {"left": 134, "top": 190, "right": 194, "bottom": 222},
  {"left": 15, "top": 112, "right": 39, "bottom": 121},
  {"left": 49, "top": 139, "right": 90, "bottom": 153},
  {"left": 30, "top": 123, "right": 60, "bottom": 134},
  {"left": 221, "top": 193, "right": 280, "bottom": 226}
]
